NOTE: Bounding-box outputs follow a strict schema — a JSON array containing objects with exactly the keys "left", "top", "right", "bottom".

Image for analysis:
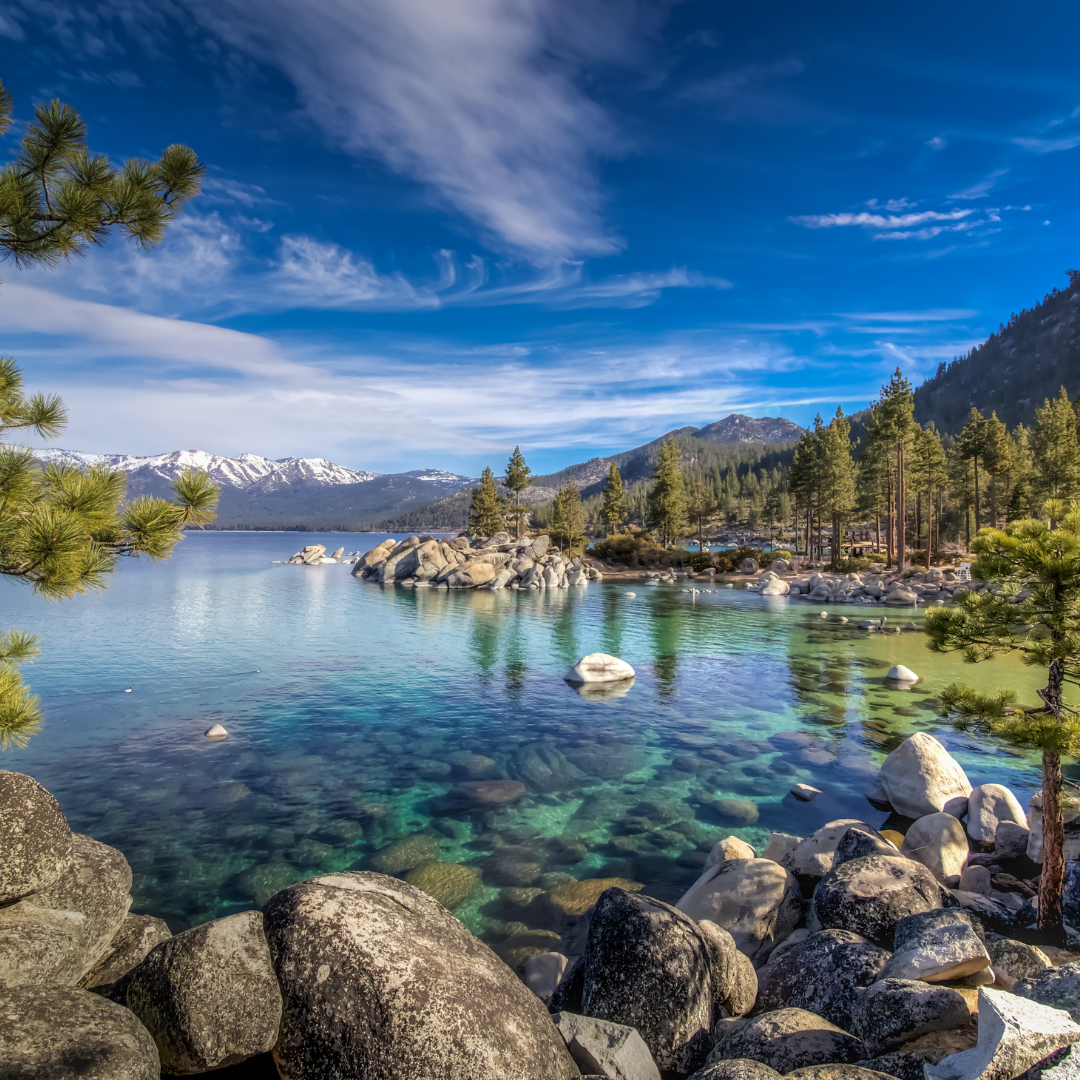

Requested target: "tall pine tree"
[
  {"left": 646, "top": 436, "right": 687, "bottom": 548},
  {"left": 467, "top": 467, "right": 505, "bottom": 538},
  {"left": 503, "top": 446, "right": 532, "bottom": 539},
  {"left": 600, "top": 462, "right": 627, "bottom": 535}
]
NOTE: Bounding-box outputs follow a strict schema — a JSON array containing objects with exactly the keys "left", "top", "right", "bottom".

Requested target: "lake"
[{"left": 3, "top": 531, "right": 1048, "bottom": 958}]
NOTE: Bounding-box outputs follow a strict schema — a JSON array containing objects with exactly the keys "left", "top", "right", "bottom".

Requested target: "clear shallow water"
[{"left": 4, "top": 532, "right": 1050, "bottom": 959}]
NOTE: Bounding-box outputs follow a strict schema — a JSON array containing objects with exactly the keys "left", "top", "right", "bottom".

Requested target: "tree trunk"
[
  {"left": 875, "top": 506, "right": 880, "bottom": 556},
  {"left": 896, "top": 441, "right": 905, "bottom": 572},
  {"left": 1040, "top": 748, "right": 1066, "bottom": 946},
  {"left": 973, "top": 454, "right": 980, "bottom": 534}
]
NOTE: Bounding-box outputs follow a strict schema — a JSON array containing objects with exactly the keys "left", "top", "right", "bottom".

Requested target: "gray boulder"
[
  {"left": 1015, "top": 961, "right": 1080, "bottom": 1023},
  {"left": 741, "top": 558, "right": 759, "bottom": 574},
  {"left": 553, "top": 1012, "right": 661, "bottom": 1080},
  {"left": 698, "top": 919, "right": 758, "bottom": 1018},
  {"left": 782, "top": 821, "right": 882, "bottom": 887},
  {"left": 850, "top": 979, "right": 970, "bottom": 1055},
  {"left": 1064, "top": 862, "right": 1080, "bottom": 930},
  {"left": 1026, "top": 791, "right": 1080, "bottom": 863},
  {"left": 263, "top": 871, "right": 578, "bottom": 1079},
  {"left": 752, "top": 930, "right": 889, "bottom": 1030},
  {"left": 900, "top": 813, "right": 969, "bottom": 882},
  {"left": 0, "top": 770, "right": 73, "bottom": 905},
  {"left": 924, "top": 987, "right": 1080, "bottom": 1080},
  {"left": 966, "top": 784, "right": 1027, "bottom": 844},
  {"left": 812, "top": 854, "right": 947, "bottom": 949},
  {"left": 787, "top": 1069, "right": 900, "bottom": 1080},
  {"left": 0, "top": 832, "right": 132, "bottom": 988},
  {"left": 985, "top": 933, "right": 1051, "bottom": 989},
  {"left": 706, "top": 1008, "right": 863, "bottom": 1073},
  {"left": 877, "top": 909, "right": 990, "bottom": 983},
  {"left": 523, "top": 951, "right": 570, "bottom": 1004},
  {"left": 993, "top": 821, "right": 1031, "bottom": 860},
  {"left": 0, "top": 984, "right": 160, "bottom": 1080},
  {"left": 676, "top": 858, "right": 803, "bottom": 962},
  {"left": 688, "top": 1061, "right": 781, "bottom": 1080},
  {"left": 123, "top": 910, "right": 282, "bottom": 1074},
  {"left": 878, "top": 734, "right": 971, "bottom": 820},
  {"left": 78, "top": 913, "right": 172, "bottom": 996},
  {"left": 578, "top": 888, "right": 713, "bottom": 1074},
  {"left": 832, "top": 828, "right": 902, "bottom": 870}
]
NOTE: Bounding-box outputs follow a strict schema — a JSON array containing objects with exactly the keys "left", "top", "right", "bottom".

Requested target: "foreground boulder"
[
  {"left": 676, "top": 858, "right": 803, "bottom": 963},
  {"left": 577, "top": 888, "right": 713, "bottom": 1073},
  {"left": 0, "top": 984, "right": 160, "bottom": 1079},
  {"left": 878, "top": 734, "right": 971, "bottom": 819},
  {"left": 698, "top": 920, "right": 758, "bottom": 1018},
  {"left": 782, "top": 820, "right": 882, "bottom": 888},
  {"left": 812, "top": 854, "right": 946, "bottom": 949},
  {"left": 78, "top": 913, "right": 172, "bottom": 996},
  {"left": 985, "top": 934, "right": 1051, "bottom": 989},
  {"left": 850, "top": 979, "right": 970, "bottom": 1056},
  {"left": 878, "top": 910, "right": 990, "bottom": 983},
  {"left": 123, "top": 911, "right": 282, "bottom": 1074},
  {"left": 564, "top": 653, "right": 635, "bottom": 684},
  {"left": 688, "top": 1062, "right": 781, "bottom": 1080},
  {"left": 263, "top": 871, "right": 578, "bottom": 1079},
  {"left": 706, "top": 1008, "right": 863, "bottom": 1073},
  {"left": 924, "top": 987, "right": 1080, "bottom": 1080},
  {"left": 0, "top": 832, "right": 132, "bottom": 988},
  {"left": 899, "top": 814, "right": 969, "bottom": 882},
  {"left": 553, "top": 1012, "right": 660, "bottom": 1080},
  {"left": 753, "top": 930, "right": 889, "bottom": 1030},
  {"left": 966, "top": 784, "right": 1027, "bottom": 844},
  {"left": 832, "top": 828, "right": 903, "bottom": 870},
  {"left": 1015, "top": 961, "right": 1080, "bottom": 1023},
  {"left": 0, "top": 770, "right": 73, "bottom": 905}
]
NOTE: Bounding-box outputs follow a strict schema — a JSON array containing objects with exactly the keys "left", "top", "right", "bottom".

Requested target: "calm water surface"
[{"left": 4, "top": 532, "right": 1050, "bottom": 957}]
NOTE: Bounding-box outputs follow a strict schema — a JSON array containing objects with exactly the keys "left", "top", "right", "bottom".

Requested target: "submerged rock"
[
  {"left": 263, "top": 871, "right": 578, "bottom": 1079},
  {"left": 403, "top": 861, "right": 482, "bottom": 909},
  {"left": 547, "top": 877, "right": 644, "bottom": 919}
]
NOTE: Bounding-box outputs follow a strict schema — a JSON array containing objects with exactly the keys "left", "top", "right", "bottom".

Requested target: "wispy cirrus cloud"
[{"left": 790, "top": 208, "right": 974, "bottom": 230}]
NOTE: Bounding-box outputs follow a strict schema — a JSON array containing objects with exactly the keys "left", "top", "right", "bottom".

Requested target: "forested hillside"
[{"left": 914, "top": 271, "right": 1080, "bottom": 433}]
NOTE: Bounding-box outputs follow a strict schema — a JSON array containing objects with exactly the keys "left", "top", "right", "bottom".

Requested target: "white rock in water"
[
  {"left": 623, "top": 592, "right": 637, "bottom": 597},
  {"left": 563, "top": 653, "right": 635, "bottom": 685},
  {"left": 204, "top": 724, "right": 228, "bottom": 740},
  {"left": 887, "top": 665, "right": 919, "bottom": 682},
  {"left": 790, "top": 784, "right": 821, "bottom": 802},
  {"left": 819, "top": 611, "right": 828, "bottom": 618}
]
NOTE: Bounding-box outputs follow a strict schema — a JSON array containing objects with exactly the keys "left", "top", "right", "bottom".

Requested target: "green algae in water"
[{"left": 2, "top": 532, "right": 1055, "bottom": 944}]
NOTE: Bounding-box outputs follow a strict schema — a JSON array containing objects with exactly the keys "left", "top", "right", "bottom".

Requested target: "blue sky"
[{"left": 2, "top": 0, "right": 1079, "bottom": 474}]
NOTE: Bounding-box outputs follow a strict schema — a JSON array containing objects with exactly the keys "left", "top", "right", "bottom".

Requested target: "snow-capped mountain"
[{"left": 34, "top": 449, "right": 380, "bottom": 490}]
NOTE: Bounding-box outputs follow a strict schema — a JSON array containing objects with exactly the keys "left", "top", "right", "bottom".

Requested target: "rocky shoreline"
[{"left": 4, "top": 729, "right": 1080, "bottom": 1079}]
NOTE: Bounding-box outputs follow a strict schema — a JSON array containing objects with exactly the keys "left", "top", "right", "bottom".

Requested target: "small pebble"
[{"left": 204, "top": 724, "right": 228, "bottom": 740}]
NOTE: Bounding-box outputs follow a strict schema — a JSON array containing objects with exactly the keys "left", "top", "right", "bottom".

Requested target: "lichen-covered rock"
[
  {"left": 698, "top": 920, "right": 758, "bottom": 1018},
  {"left": 676, "top": 857, "right": 803, "bottom": 962},
  {"left": 812, "top": 854, "right": 947, "bottom": 949},
  {"left": 1014, "top": 961, "right": 1080, "bottom": 1023},
  {"left": 576, "top": 889, "right": 713, "bottom": 1073},
  {"left": 924, "top": 987, "right": 1080, "bottom": 1080},
  {"left": 263, "top": 871, "right": 578, "bottom": 1080},
  {"left": 0, "top": 833, "right": 132, "bottom": 989},
  {"left": 0, "top": 984, "right": 160, "bottom": 1080},
  {"left": 786, "top": 1067, "right": 899, "bottom": 1080},
  {"left": 966, "top": 784, "right": 1027, "bottom": 844},
  {"left": 123, "top": 910, "right": 282, "bottom": 1074},
  {"left": 752, "top": 930, "right": 889, "bottom": 1030},
  {"left": 832, "top": 828, "right": 902, "bottom": 870},
  {"left": 878, "top": 734, "right": 971, "bottom": 819},
  {"left": 0, "top": 770, "right": 73, "bottom": 905},
  {"left": 706, "top": 1008, "right": 863, "bottom": 1073},
  {"left": 688, "top": 1060, "right": 781, "bottom": 1080},
  {"left": 553, "top": 1011, "right": 661, "bottom": 1080},
  {"left": 878, "top": 909, "right": 991, "bottom": 983},
  {"left": 850, "top": 979, "right": 970, "bottom": 1055},
  {"left": 900, "top": 813, "right": 969, "bottom": 882},
  {"left": 78, "top": 913, "right": 172, "bottom": 996},
  {"left": 860, "top": 1028, "right": 978, "bottom": 1080},
  {"left": 985, "top": 933, "right": 1051, "bottom": 989}
]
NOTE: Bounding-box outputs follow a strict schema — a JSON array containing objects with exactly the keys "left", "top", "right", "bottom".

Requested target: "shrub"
[
  {"left": 689, "top": 551, "right": 714, "bottom": 572},
  {"left": 713, "top": 546, "right": 766, "bottom": 573},
  {"left": 592, "top": 534, "right": 670, "bottom": 567},
  {"left": 829, "top": 557, "right": 876, "bottom": 573}
]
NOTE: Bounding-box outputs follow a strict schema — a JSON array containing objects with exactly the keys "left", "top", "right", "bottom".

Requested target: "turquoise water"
[{"left": 3, "top": 532, "right": 1047, "bottom": 957}]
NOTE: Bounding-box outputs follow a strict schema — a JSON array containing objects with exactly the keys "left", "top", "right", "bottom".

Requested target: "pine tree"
[
  {"left": 561, "top": 478, "right": 586, "bottom": 554},
  {"left": 1032, "top": 388, "right": 1080, "bottom": 521},
  {"left": 926, "top": 505, "right": 1080, "bottom": 945},
  {"left": 819, "top": 408, "right": 856, "bottom": 566},
  {"left": 981, "top": 412, "right": 1014, "bottom": 529},
  {"left": 503, "top": 446, "right": 532, "bottom": 539},
  {"left": 549, "top": 487, "right": 568, "bottom": 552},
  {"left": 911, "top": 424, "right": 947, "bottom": 567},
  {"left": 0, "top": 83, "right": 213, "bottom": 750},
  {"left": 600, "top": 462, "right": 627, "bottom": 535},
  {"left": 687, "top": 476, "right": 715, "bottom": 549},
  {"left": 870, "top": 370, "right": 918, "bottom": 570},
  {"left": 645, "top": 436, "right": 687, "bottom": 548},
  {"left": 956, "top": 408, "right": 988, "bottom": 531},
  {"left": 467, "top": 467, "right": 505, "bottom": 538}
]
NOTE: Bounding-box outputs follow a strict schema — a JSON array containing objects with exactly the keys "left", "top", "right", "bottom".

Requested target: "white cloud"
[
  {"left": 790, "top": 208, "right": 974, "bottom": 230},
  {"left": 926, "top": 135, "right": 945, "bottom": 150},
  {"left": 1012, "top": 133, "right": 1080, "bottom": 153}
]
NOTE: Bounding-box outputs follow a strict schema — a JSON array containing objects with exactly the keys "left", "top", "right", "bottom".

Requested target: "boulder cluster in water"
[
  {"left": 5, "top": 729, "right": 1080, "bottom": 1078},
  {"left": 353, "top": 531, "right": 602, "bottom": 590}
]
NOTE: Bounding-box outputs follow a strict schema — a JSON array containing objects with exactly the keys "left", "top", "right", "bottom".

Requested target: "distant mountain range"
[{"left": 31, "top": 412, "right": 804, "bottom": 530}]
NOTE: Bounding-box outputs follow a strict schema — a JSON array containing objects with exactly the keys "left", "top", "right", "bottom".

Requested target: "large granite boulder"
[
  {"left": 786, "top": 1069, "right": 897, "bottom": 1080},
  {"left": 900, "top": 813, "right": 969, "bottom": 882},
  {"left": 553, "top": 1011, "right": 660, "bottom": 1080},
  {"left": 0, "top": 984, "right": 160, "bottom": 1079},
  {"left": 878, "top": 734, "right": 971, "bottom": 819},
  {"left": 850, "top": 979, "right": 970, "bottom": 1056},
  {"left": 753, "top": 930, "right": 889, "bottom": 1030},
  {"left": 0, "top": 770, "right": 73, "bottom": 905},
  {"left": 698, "top": 919, "right": 758, "bottom": 1018},
  {"left": 832, "top": 828, "right": 903, "bottom": 870},
  {"left": 924, "top": 987, "right": 1080, "bottom": 1080},
  {"left": 965, "top": 784, "right": 1027, "bottom": 844},
  {"left": 576, "top": 888, "right": 713, "bottom": 1074},
  {"left": 706, "top": 1008, "right": 863, "bottom": 1073},
  {"left": 984, "top": 933, "right": 1051, "bottom": 990},
  {"left": 676, "top": 858, "right": 803, "bottom": 963},
  {"left": 688, "top": 1062, "right": 781, "bottom": 1080},
  {"left": 782, "top": 821, "right": 882, "bottom": 888},
  {"left": 0, "top": 832, "right": 132, "bottom": 988},
  {"left": 445, "top": 562, "right": 498, "bottom": 588},
  {"left": 123, "top": 910, "right": 282, "bottom": 1074},
  {"left": 878, "top": 909, "right": 990, "bottom": 984},
  {"left": 812, "top": 854, "right": 947, "bottom": 949},
  {"left": 262, "top": 871, "right": 578, "bottom": 1079},
  {"left": 78, "top": 913, "right": 172, "bottom": 996},
  {"left": 1015, "top": 961, "right": 1080, "bottom": 1023},
  {"left": 564, "top": 653, "right": 635, "bottom": 685}
]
